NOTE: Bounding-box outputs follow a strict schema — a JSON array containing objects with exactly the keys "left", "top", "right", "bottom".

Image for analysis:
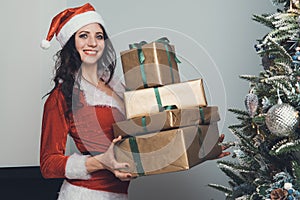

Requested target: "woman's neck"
[{"left": 81, "top": 64, "right": 99, "bottom": 86}]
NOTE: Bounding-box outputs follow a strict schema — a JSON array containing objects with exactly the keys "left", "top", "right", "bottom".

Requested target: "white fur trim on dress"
[
  {"left": 80, "top": 76, "right": 125, "bottom": 115},
  {"left": 65, "top": 153, "right": 91, "bottom": 180},
  {"left": 58, "top": 180, "right": 128, "bottom": 200},
  {"left": 108, "top": 75, "right": 126, "bottom": 99}
]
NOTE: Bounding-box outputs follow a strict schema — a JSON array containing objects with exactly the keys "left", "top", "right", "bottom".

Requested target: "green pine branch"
[
  {"left": 217, "top": 160, "right": 252, "bottom": 172},
  {"left": 228, "top": 180, "right": 237, "bottom": 188},
  {"left": 273, "top": 33, "right": 293, "bottom": 44},
  {"left": 261, "top": 75, "right": 288, "bottom": 83},
  {"left": 269, "top": 0, "right": 289, "bottom": 6},
  {"left": 277, "top": 23, "right": 299, "bottom": 32},
  {"left": 239, "top": 75, "right": 260, "bottom": 83},
  {"left": 269, "top": 139, "right": 300, "bottom": 155},
  {"left": 267, "top": 37, "right": 293, "bottom": 62},
  {"left": 207, "top": 184, "right": 232, "bottom": 195},
  {"left": 211, "top": 1, "right": 300, "bottom": 198},
  {"left": 268, "top": 29, "right": 288, "bottom": 41},
  {"left": 292, "top": 161, "right": 300, "bottom": 188},
  {"left": 274, "top": 80, "right": 294, "bottom": 97},
  {"left": 219, "top": 163, "right": 247, "bottom": 185},
  {"left": 228, "top": 108, "right": 250, "bottom": 117},
  {"left": 229, "top": 128, "right": 259, "bottom": 154},
  {"left": 274, "top": 62, "right": 293, "bottom": 73},
  {"left": 272, "top": 13, "right": 296, "bottom": 27},
  {"left": 236, "top": 116, "right": 251, "bottom": 122},
  {"left": 228, "top": 124, "right": 246, "bottom": 129},
  {"left": 287, "top": 94, "right": 300, "bottom": 108},
  {"left": 252, "top": 14, "right": 275, "bottom": 29}
]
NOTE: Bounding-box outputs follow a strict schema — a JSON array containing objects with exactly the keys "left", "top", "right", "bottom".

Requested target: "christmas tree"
[{"left": 208, "top": 0, "right": 300, "bottom": 199}]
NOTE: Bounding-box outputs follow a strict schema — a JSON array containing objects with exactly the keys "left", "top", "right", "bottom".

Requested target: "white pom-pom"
[{"left": 40, "top": 39, "right": 51, "bottom": 50}]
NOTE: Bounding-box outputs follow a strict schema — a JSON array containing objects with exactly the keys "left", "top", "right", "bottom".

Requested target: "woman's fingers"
[
  {"left": 114, "top": 170, "right": 134, "bottom": 181},
  {"left": 218, "top": 134, "right": 235, "bottom": 151},
  {"left": 217, "top": 151, "right": 230, "bottom": 159},
  {"left": 112, "top": 135, "right": 122, "bottom": 143},
  {"left": 222, "top": 144, "right": 230, "bottom": 151},
  {"left": 210, "top": 133, "right": 231, "bottom": 160},
  {"left": 218, "top": 134, "right": 225, "bottom": 143}
]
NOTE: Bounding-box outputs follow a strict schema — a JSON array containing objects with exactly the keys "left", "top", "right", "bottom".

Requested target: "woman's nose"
[{"left": 87, "top": 37, "right": 97, "bottom": 47}]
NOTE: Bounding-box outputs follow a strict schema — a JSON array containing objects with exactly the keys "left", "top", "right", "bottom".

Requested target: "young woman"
[
  {"left": 40, "top": 3, "right": 230, "bottom": 200},
  {"left": 40, "top": 3, "right": 132, "bottom": 200}
]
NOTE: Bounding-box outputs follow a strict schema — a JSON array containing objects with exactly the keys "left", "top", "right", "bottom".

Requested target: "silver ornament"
[
  {"left": 244, "top": 93, "right": 258, "bottom": 117},
  {"left": 265, "top": 103, "right": 299, "bottom": 137}
]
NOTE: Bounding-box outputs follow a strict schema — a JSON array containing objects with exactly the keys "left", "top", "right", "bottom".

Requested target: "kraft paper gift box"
[
  {"left": 123, "top": 79, "right": 207, "bottom": 119},
  {"left": 120, "top": 37, "right": 181, "bottom": 90},
  {"left": 112, "top": 106, "right": 220, "bottom": 138},
  {"left": 114, "top": 124, "right": 221, "bottom": 177}
]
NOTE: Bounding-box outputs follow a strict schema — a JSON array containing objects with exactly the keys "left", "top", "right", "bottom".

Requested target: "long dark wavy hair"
[{"left": 47, "top": 24, "right": 116, "bottom": 119}]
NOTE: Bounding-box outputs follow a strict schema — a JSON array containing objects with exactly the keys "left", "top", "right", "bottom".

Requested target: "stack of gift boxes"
[{"left": 113, "top": 37, "right": 222, "bottom": 177}]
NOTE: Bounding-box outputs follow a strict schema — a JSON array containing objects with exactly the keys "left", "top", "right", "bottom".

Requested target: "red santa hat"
[{"left": 41, "top": 3, "right": 105, "bottom": 49}]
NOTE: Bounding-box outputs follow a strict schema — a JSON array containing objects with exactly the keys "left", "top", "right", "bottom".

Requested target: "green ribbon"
[
  {"left": 141, "top": 116, "right": 148, "bottom": 133},
  {"left": 128, "top": 137, "right": 145, "bottom": 176},
  {"left": 163, "top": 105, "right": 177, "bottom": 110},
  {"left": 129, "top": 41, "right": 147, "bottom": 63},
  {"left": 155, "top": 37, "right": 181, "bottom": 64},
  {"left": 129, "top": 41, "right": 148, "bottom": 88},
  {"left": 154, "top": 87, "right": 164, "bottom": 112},
  {"left": 153, "top": 87, "right": 178, "bottom": 113},
  {"left": 197, "top": 127, "right": 206, "bottom": 158},
  {"left": 140, "top": 105, "right": 176, "bottom": 133},
  {"left": 199, "top": 107, "right": 205, "bottom": 124},
  {"left": 155, "top": 37, "right": 181, "bottom": 84}
]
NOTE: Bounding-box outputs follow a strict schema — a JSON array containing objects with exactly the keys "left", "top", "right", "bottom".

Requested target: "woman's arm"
[
  {"left": 40, "top": 89, "right": 90, "bottom": 180},
  {"left": 40, "top": 90, "right": 70, "bottom": 179}
]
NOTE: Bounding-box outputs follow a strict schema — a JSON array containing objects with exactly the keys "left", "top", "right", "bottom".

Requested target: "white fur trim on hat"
[
  {"left": 65, "top": 153, "right": 91, "bottom": 180},
  {"left": 57, "top": 11, "right": 105, "bottom": 47}
]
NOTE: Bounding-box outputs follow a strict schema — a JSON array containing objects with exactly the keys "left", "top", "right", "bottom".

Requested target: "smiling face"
[{"left": 75, "top": 23, "right": 105, "bottom": 66}]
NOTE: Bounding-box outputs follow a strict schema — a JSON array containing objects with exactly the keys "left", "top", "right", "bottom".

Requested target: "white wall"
[
  {"left": 0, "top": 0, "right": 275, "bottom": 199},
  {"left": 0, "top": 0, "right": 66, "bottom": 167}
]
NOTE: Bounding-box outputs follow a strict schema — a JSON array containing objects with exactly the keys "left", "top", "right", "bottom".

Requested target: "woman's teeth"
[{"left": 84, "top": 50, "right": 97, "bottom": 55}]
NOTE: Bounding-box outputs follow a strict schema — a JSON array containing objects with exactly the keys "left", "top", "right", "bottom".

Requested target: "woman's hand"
[
  {"left": 215, "top": 134, "right": 231, "bottom": 159},
  {"left": 98, "top": 136, "right": 133, "bottom": 181},
  {"left": 86, "top": 136, "right": 133, "bottom": 181}
]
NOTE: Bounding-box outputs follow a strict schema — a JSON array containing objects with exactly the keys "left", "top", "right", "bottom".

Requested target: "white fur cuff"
[{"left": 65, "top": 153, "right": 91, "bottom": 180}]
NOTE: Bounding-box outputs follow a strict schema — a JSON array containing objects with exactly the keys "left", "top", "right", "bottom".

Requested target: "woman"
[
  {"left": 40, "top": 3, "right": 132, "bottom": 200},
  {"left": 40, "top": 3, "right": 231, "bottom": 200}
]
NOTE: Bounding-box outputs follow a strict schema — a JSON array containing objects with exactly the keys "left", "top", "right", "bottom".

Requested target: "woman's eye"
[
  {"left": 97, "top": 34, "right": 104, "bottom": 40},
  {"left": 79, "top": 34, "right": 88, "bottom": 39}
]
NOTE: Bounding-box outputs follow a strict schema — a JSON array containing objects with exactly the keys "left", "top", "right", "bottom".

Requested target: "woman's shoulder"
[{"left": 43, "top": 85, "right": 66, "bottom": 109}]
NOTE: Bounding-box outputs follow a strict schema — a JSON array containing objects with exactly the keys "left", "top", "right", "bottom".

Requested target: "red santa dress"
[{"left": 40, "top": 76, "right": 129, "bottom": 200}]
